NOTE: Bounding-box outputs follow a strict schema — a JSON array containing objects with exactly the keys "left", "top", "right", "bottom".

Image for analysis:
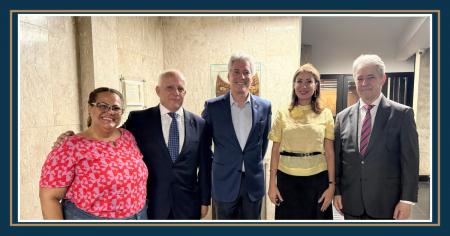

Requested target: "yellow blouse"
[{"left": 268, "top": 105, "right": 334, "bottom": 176}]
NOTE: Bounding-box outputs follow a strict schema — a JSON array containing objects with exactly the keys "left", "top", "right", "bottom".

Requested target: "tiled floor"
[{"left": 332, "top": 181, "right": 430, "bottom": 220}]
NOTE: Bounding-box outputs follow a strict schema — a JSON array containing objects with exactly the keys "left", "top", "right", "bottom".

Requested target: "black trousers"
[{"left": 275, "top": 170, "right": 332, "bottom": 220}]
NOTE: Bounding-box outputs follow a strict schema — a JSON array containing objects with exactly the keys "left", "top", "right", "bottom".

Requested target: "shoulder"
[
  {"left": 384, "top": 98, "right": 412, "bottom": 112},
  {"left": 129, "top": 106, "right": 157, "bottom": 117},
  {"left": 205, "top": 94, "right": 227, "bottom": 106},
  {"left": 184, "top": 110, "right": 205, "bottom": 123},
  {"left": 275, "top": 107, "right": 290, "bottom": 116},
  {"left": 320, "top": 107, "right": 334, "bottom": 118},
  {"left": 252, "top": 95, "right": 271, "bottom": 107},
  {"left": 48, "top": 135, "right": 82, "bottom": 157},
  {"left": 321, "top": 107, "right": 332, "bottom": 115},
  {"left": 335, "top": 103, "right": 357, "bottom": 120},
  {"left": 126, "top": 106, "right": 159, "bottom": 124}
]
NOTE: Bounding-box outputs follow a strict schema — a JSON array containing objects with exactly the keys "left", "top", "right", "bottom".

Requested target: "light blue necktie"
[{"left": 168, "top": 112, "right": 179, "bottom": 162}]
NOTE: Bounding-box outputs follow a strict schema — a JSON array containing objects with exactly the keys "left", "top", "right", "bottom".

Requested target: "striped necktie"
[{"left": 360, "top": 104, "right": 374, "bottom": 156}]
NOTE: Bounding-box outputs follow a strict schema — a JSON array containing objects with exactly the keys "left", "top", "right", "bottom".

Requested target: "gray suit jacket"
[{"left": 334, "top": 95, "right": 419, "bottom": 218}]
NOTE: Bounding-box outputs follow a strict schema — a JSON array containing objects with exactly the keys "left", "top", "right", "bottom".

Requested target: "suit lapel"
[
  {"left": 365, "top": 96, "right": 390, "bottom": 157},
  {"left": 244, "top": 94, "right": 259, "bottom": 150},
  {"left": 152, "top": 106, "right": 168, "bottom": 150},
  {"left": 223, "top": 93, "right": 243, "bottom": 150},
  {"left": 177, "top": 110, "right": 192, "bottom": 159},
  {"left": 349, "top": 102, "right": 360, "bottom": 154}
]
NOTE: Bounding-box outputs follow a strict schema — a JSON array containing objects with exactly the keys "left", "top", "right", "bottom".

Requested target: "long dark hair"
[
  {"left": 288, "top": 63, "right": 323, "bottom": 114},
  {"left": 87, "top": 87, "right": 124, "bottom": 127}
]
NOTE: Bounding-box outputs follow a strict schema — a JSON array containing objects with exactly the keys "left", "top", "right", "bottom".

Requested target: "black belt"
[{"left": 280, "top": 151, "right": 322, "bottom": 157}]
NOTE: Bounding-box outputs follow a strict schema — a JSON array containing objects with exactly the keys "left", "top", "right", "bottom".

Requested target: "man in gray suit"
[{"left": 333, "top": 54, "right": 419, "bottom": 220}]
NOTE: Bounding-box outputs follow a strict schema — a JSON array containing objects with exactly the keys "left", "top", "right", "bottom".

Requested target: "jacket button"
[{"left": 361, "top": 161, "right": 365, "bottom": 164}]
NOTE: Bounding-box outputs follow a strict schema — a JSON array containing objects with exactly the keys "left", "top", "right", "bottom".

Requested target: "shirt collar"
[
  {"left": 159, "top": 104, "right": 184, "bottom": 117},
  {"left": 359, "top": 93, "right": 383, "bottom": 111},
  {"left": 230, "top": 92, "right": 251, "bottom": 107}
]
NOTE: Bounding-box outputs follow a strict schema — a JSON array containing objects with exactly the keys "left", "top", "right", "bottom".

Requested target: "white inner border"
[{"left": 17, "top": 13, "right": 434, "bottom": 224}]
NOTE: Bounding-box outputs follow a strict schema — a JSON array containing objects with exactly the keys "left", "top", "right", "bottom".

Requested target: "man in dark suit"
[
  {"left": 333, "top": 54, "right": 419, "bottom": 220},
  {"left": 123, "top": 70, "right": 212, "bottom": 219},
  {"left": 202, "top": 53, "right": 271, "bottom": 219}
]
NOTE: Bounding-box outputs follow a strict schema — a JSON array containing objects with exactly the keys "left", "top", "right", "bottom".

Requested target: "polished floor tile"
[{"left": 332, "top": 181, "right": 430, "bottom": 220}]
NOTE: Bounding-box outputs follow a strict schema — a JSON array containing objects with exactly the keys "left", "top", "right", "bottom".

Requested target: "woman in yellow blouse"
[{"left": 268, "top": 63, "right": 335, "bottom": 219}]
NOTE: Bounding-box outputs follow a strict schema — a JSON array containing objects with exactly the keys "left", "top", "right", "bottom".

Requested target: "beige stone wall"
[
  {"left": 417, "top": 49, "right": 430, "bottom": 176},
  {"left": 20, "top": 16, "right": 164, "bottom": 220},
  {"left": 19, "top": 15, "right": 300, "bottom": 220},
  {"left": 78, "top": 16, "right": 164, "bottom": 129},
  {"left": 162, "top": 16, "right": 301, "bottom": 219},
  {"left": 116, "top": 17, "right": 164, "bottom": 110},
  {"left": 162, "top": 16, "right": 300, "bottom": 115},
  {"left": 20, "top": 16, "right": 80, "bottom": 220}
]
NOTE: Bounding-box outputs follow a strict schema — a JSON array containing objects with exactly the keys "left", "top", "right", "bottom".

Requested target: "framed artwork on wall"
[
  {"left": 120, "top": 76, "right": 146, "bottom": 107},
  {"left": 210, "top": 63, "right": 262, "bottom": 97}
]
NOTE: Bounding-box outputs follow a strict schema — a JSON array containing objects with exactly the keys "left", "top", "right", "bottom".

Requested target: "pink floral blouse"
[{"left": 40, "top": 128, "right": 148, "bottom": 219}]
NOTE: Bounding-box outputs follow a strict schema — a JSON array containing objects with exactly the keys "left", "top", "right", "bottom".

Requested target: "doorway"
[{"left": 320, "top": 72, "right": 414, "bottom": 117}]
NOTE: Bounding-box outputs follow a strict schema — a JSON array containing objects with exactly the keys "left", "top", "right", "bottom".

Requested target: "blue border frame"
[{"left": 3, "top": 1, "right": 446, "bottom": 234}]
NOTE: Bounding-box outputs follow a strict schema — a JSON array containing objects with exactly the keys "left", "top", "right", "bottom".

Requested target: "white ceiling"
[{"left": 301, "top": 16, "right": 430, "bottom": 73}]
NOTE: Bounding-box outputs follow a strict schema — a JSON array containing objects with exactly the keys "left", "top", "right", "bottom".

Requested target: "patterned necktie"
[
  {"left": 360, "top": 104, "right": 374, "bottom": 156},
  {"left": 168, "top": 112, "right": 179, "bottom": 162}
]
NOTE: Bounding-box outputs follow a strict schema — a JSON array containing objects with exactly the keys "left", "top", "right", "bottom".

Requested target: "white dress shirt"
[
  {"left": 159, "top": 104, "right": 185, "bottom": 154},
  {"left": 230, "top": 93, "right": 252, "bottom": 172}
]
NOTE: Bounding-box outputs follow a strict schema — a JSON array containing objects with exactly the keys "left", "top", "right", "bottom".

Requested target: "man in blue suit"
[
  {"left": 202, "top": 53, "right": 272, "bottom": 219},
  {"left": 124, "top": 70, "right": 212, "bottom": 219}
]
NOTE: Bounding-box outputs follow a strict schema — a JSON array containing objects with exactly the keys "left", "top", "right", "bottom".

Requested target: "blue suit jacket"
[
  {"left": 123, "top": 106, "right": 212, "bottom": 219},
  {"left": 202, "top": 92, "right": 271, "bottom": 202}
]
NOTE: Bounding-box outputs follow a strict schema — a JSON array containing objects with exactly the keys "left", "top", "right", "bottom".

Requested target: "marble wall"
[
  {"left": 20, "top": 16, "right": 80, "bottom": 220},
  {"left": 78, "top": 16, "right": 164, "bottom": 129},
  {"left": 162, "top": 16, "right": 300, "bottom": 116},
  {"left": 20, "top": 14, "right": 432, "bottom": 222},
  {"left": 162, "top": 16, "right": 301, "bottom": 219},
  {"left": 19, "top": 15, "right": 300, "bottom": 220},
  {"left": 417, "top": 49, "right": 430, "bottom": 176}
]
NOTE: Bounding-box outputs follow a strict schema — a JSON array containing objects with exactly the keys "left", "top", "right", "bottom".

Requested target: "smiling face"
[
  {"left": 156, "top": 73, "right": 186, "bottom": 112},
  {"left": 88, "top": 92, "right": 123, "bottom": 130},
  {"left": 228, "top": 59, "right": 253, "bottom": 97},
  {"left": 294, "top": 71, "right": 317, "bottom": 105},
  {"left": 354, "top": 63, "right": 386, "bottom": 104}
]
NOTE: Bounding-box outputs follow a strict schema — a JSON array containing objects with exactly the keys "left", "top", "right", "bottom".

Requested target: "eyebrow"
[{"left": 96, "top": 102, "right": 121, "bottom": 106}]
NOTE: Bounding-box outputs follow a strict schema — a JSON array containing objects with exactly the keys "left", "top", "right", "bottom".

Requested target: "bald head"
[
  {"left": 156, "top": 69, "right": 187, "bottom": 112},
  {"left": 158, "top": 69, "right": 186, "bottom": 86}
]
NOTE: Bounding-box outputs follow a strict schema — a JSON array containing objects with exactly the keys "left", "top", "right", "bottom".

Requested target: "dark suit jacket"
[
  {"left": 123, "top": 105, "right": 212, "bottom": 219},
  {"left": 202, "top": 92, "right": 271, "bottom": 202},
  {"left": 334, "top": 95, "right": 419, "bottom": 218}
]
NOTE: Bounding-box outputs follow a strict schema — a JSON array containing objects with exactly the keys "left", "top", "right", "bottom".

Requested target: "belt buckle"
[{"left": 304, "top": 153, "right": 310, "bottom": 157}]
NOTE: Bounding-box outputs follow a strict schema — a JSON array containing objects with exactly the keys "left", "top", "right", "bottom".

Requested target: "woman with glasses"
[
  {"left": 267, "top": 64, "right": 335, "bottom": 219},
  {"left": 39, "top": 87, "right": 148, "bottom": 220}
]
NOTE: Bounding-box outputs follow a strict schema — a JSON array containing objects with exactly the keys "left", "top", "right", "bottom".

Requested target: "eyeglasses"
[{"left": 90, "top": 102, "right": 123, "bottom": 114}]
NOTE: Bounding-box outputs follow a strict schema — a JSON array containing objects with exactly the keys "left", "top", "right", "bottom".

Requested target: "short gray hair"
[
  {"left": 228, "top": 52, "right": 256, "bottom": 75},
  {"left": 352, "top": 54, "right": 386, "bottom": 77},
  {"left": 158, "top": 69, "right": 186, "bottom": 86}
]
